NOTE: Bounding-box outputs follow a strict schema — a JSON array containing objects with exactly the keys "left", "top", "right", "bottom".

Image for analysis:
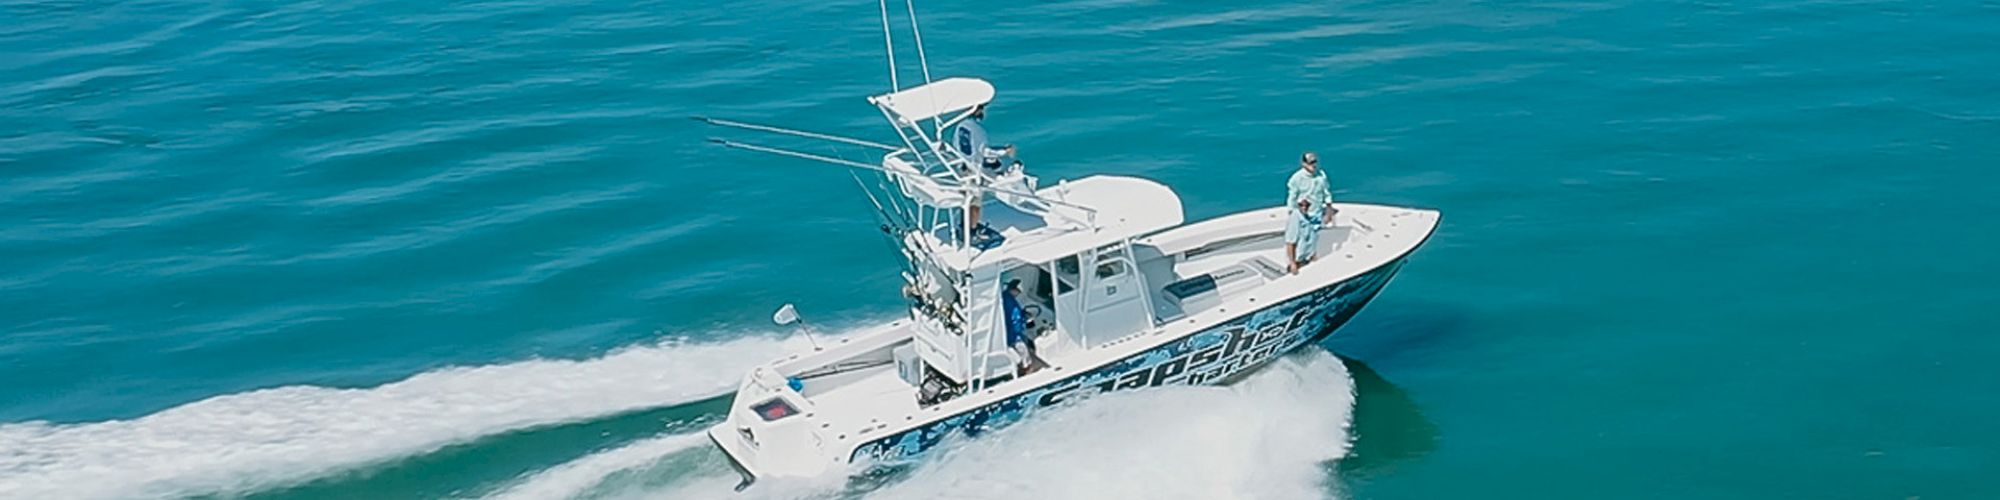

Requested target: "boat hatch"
[
  {"left": 752, "top": 398, "right": 799, "bottom": 421},
  {"left": 1162, "top": 274, "right": 1218, "bottom": 301}
]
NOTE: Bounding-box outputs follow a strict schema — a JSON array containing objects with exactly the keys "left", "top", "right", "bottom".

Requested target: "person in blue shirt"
[
  {"left": 1285, "top": 151, "right": 1335, "bottom": 273},
  {"left": 1001, "top": 279, "right": 1047, "bottom": 376}
]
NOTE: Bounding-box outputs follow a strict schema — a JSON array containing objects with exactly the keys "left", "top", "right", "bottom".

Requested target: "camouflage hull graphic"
[{"left": 854, "top": 257, "right": 1407, "bottom": 462}]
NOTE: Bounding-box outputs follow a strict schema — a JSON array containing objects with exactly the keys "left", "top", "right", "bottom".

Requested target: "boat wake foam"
[
  {"left": 0, "top": 333, "right": 806, "bottom": 500},
  {"left": 515, "top": 349, "right": 1356, "bottom": 500},
  {"left": 486, "top": 431, "right": 714, "bottom": 500},
  {"left": 488, "top": 432, "right": 854, "bottom": 500},
  {"left": 868, "top": 349, "right": 1357, "bottom": 500}
]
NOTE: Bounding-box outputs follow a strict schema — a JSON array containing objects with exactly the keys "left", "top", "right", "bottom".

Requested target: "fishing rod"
[
  {"left": 850, "top": 170, "right": 906, "bottom": 237},
  {"left": 717, "top": 139, "right": 954, "bottom": 287},
  {"left": 845, "top": 164, "right": 924, "bottom": 279}
]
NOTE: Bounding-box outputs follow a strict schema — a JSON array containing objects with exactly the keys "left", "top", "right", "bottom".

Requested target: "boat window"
[
  {"left": 1096, "top": 260, "right": 1128, "bottom": 279},
  {"left": 1096, "top": 245, "right": 1129, "bottom": 263},
  {"left": 1057, "top": 255, "right": 1079, "bottom": 275},
  {"left": 751, "top": 398, "right": 799, "bottom": 422}
]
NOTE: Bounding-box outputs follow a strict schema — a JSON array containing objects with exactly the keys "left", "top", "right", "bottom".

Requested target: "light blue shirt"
[
  {"left": 1287, "top": 167, "right": 1332, "bottom": 218},
  {"left": 952, "top": 119, "right": 1010, "bottom": 165}
]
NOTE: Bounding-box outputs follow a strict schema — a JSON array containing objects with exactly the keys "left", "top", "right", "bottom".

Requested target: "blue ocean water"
[{"left": 3, "top": 0, "right": 1998, "bottom": 498}]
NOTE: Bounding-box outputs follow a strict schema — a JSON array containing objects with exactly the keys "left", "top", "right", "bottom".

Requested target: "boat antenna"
[
  {"left": 878, "top": 0, "right": 899, "bottom": 91},
  {"left": 772, "top": 303, "right": 821, "bottom": 350},
  {"left": 905, "top": 0, "right": 933, "bottom": 86},
  {"left": 903, "top": 0, "right": 940, "bottom": 135}
]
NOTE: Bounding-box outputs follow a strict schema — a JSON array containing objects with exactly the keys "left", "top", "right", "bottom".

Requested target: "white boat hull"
[
  {"left": 707, "top": 210, "right": 1431, "bottom": 490},
  {"left": 698, "top": 6, "right": 1444, "bottom": 490},
  {"left": 850, "top": 253, "right": 1409, "bottom": 462}
]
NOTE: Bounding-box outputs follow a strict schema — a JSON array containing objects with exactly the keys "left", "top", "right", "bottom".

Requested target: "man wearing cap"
[
  {"left": 1285, "top": 151, "right": 1334, "bottom": 274},
  {"left": 953, "top": 104, "right": 1018, "bottom": 240},
  {"left": 954, "top": 104, "right": 1017, "bottom": 176}
]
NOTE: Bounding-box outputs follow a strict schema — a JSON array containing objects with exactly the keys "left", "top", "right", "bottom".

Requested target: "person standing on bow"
[
  {"left": 952, "top": 104, "right": 1018, "bottom": 238},
  {"left": 1285, "top": 151, "right": 1335, "bottom": 274}
]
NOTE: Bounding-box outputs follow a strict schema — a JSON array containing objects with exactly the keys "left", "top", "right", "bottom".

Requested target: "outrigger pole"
[
  {"left": 903, "top": 0, "right": 932, "bottom": 87},
  {"left": 705, "top": 138, "right": 893, "bottom": 174},
  {"left": 901, "top": 0, "right": 936, "bottom": 134},
  {"left": 692, "top": 116, "right": 901, "bottom": 151},
  {"left": 877, "top": 0, "right": 899, "bottom": 91},
  {"left": 707, "top": 138, "right": 1102, "bottom": 217}
]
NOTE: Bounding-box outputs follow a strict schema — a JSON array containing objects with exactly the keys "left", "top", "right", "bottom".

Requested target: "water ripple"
[
  {"left": 290, "top": 108, "right": 656, "bottom": 167},
  {"left": 1211, "top": 22, "right": 1405, "bottom": 50},
  {"left": 0, "top": 191, "right": 270, "bottom": 244},
  {"left": 0, "top": 164, "right": 153, "bottom": 202},
  {"left": 300, "top": 144, "right": 606, "bottom": 210},
  {"left": 1308, "top": 42, "right": 1509, "bottom": 71},
  {"left": 275, "top": 183, "right": 648, "bottom": 265},
  {"left": 480, "top": 214, "right": 730, "bottom": 290}
]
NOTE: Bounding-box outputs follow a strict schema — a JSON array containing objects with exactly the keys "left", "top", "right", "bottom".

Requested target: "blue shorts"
[
  {"left": 1284, "top": 209, "right": 1322, "bottom": 262},
  {"left": 1008, "top": 331, "right": 1035, "bottom": 351}
]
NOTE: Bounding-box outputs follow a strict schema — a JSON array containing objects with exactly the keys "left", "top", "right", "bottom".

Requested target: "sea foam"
[
  {"left": 510, "top": 349, "right": 1356, "bottom": 500},
  {"left": 0, "top": 334, "right": 804, "bottom": 499},
  {"left": 869, "top": 350, "right": 1357, "bottom": 500},
  {"left": 486, "top": 431, "right": 714, "bottom": 500}
]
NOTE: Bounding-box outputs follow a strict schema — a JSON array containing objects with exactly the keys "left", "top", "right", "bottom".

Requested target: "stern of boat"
[
  {"left": 706, "top": 364, "right": 833, "bottom": 491},
  {"left": 705, "top": 320, "right": 926, "bottom": 491}
]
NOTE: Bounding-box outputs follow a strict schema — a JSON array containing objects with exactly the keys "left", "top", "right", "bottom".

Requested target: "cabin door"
[{"left": 1058, "top": 244, "right": 1151, "bottom": 349}]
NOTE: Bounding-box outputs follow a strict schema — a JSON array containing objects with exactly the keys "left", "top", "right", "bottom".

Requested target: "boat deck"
[
  {"left": 1136, "top": 204, "right": 1415, "bottom": 324},
  {"left": 805, "top": 367, "right": 922, "bottom": 443}
]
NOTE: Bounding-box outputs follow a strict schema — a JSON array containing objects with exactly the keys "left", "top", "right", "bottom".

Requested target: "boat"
[{"left": 697, "top": 3, "right": 1438, "bottom": 491}]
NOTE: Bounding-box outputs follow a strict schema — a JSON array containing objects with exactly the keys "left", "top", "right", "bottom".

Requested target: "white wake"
[
  {"left": 0, "top": 334, "right": 806, "bottom": 500},
  {"left": 504, "top": 350, "right": 1357, "bottom": 500},
  {"left": 487, "top": 432, "right": 713, "bottom": 500},
  {"left": 867, "top": 350, "right": 1357, "bottom": 500}
]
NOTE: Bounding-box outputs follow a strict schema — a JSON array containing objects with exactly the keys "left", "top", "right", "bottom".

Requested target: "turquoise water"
[{"left": 4, "top": 0, "right": 1999, "bottom": 498}]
